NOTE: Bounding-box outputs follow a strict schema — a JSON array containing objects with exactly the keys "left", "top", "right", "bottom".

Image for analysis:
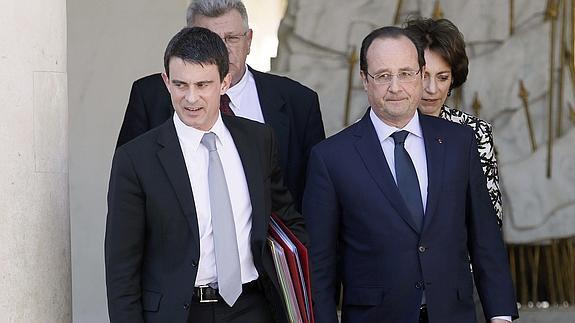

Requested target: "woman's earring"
[{"left": 447, "top": 89, "right": 452, "bottom": 97}]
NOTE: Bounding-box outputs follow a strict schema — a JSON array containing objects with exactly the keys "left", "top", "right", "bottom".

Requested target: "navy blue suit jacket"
[
  {"left": 116, "top": 67, "right": 325, "bottom": 211},
  {"left": 303, "top": 110, "right": 517, "bottom": 323}
]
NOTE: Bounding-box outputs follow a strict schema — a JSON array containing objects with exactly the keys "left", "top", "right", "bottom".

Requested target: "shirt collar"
[
  {"left": 226, "top": 65, "right": 251, "bottom": 109},
  {"left": 173, "top": 112, "right": 227, "bottom": 152},
  {"left": 369, "top": 108, "right": 423, "bottom": 143}
]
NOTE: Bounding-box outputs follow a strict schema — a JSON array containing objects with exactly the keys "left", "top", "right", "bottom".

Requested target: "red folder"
[{"left": 269, "top": 213, "right": 314, "bottom": 323}]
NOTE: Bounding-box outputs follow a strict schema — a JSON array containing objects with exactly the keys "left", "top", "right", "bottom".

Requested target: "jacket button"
[
  {"left": 191, "top": 261, "right": 197, "bottom": 267},
  {"left": 418, "top": 246, "right": 426, "bottom": 253},
  {"left": 183, "top": 303, "right": 190, "bottom": 310},
  {"left": 415, "top": 281, "right": 424, "bottom": 289}
]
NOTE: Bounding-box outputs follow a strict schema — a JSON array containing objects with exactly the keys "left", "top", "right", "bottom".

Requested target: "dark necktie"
[
  {"left": 219, "top": 94, "right": 235, "bottom": 116},
  {"left": 391, "top": 131, "right": 424, "bottom": 229}
]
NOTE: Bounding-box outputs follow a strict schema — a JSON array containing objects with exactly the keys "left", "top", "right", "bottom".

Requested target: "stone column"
[{"left": 0, "top": 0, "right": 71, "bottom": 322}]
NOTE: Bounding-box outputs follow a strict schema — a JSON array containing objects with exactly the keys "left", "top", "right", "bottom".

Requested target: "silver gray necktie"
[{"left": 201, "top": 132, "right": 242, "bottom": 306}]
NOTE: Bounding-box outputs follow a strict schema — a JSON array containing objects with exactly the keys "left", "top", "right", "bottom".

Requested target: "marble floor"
[
  {"left": 516, "top": 307, "right": 575, "bottom": 323},
  {"left": 334, "top": 307, "right": 575, "bottom": 322}
]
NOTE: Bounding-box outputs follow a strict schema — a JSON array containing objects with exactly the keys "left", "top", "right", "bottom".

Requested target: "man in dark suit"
[
  {"left": 303, "top": 26, "right": 518, "bottom": 323},
  {"left": 116, "top": 0, "right": 325, "bottom": 211},
  {"left": 105, "top": 27, "right": 307, "bottom": 323}
]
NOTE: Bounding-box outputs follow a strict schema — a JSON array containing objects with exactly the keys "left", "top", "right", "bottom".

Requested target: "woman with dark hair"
[{"left": 404, "top": 17, "right": 503, "bottom": 228}]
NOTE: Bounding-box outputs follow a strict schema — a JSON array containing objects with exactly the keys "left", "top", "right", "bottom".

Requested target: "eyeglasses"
[
  {"left": 366, "top": 69, "right": 421, "bottom": 85},
  {"left": 222, "top": 31, "right": 248, "bottom": 45}
]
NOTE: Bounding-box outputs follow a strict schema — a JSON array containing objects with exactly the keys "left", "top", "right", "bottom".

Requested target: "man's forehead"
[
  {"left": 367, "top": 36, "right": 419, "bottom": 70},
  {"left": 168, "top": 58, "right": 219, "bottom": 79},
  {"left": 368, "top": 36, "right": 417, "bottom": 56}
]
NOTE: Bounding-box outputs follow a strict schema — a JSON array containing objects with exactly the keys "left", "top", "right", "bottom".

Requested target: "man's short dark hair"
[
  {"left": 163, "top": 27, "right": 229, "bottom": 80},
  {"left": 359, "top": 26, "right": 425, "bottom": 74}
]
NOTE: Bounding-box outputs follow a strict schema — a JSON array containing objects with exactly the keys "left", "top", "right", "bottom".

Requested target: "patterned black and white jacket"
[{"left": 439, "top": 105, "right": 503, "bottom": 227}]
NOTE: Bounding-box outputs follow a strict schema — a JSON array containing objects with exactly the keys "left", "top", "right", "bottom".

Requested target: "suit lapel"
[
  {"left": 420, "top": 114, "right": 445, "bottom": 233},
  {"left": 250, "top": 67, "right": 290, "bottom": 171},
  {"left": 354, "top": 111, "right": 421, "bottom": 233},
  {"left": 155, "top": 120, "right": 201, "bottom": 253},
  {"left": 223, "top": 116, "right": 266, "bottom": 241}
]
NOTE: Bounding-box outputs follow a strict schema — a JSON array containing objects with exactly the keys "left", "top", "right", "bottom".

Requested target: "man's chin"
[{"left": 383, "top": 101, "right": 408, "bottom": 110}]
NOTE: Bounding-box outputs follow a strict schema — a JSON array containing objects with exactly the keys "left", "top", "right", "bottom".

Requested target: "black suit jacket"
[
  {"left": 105, "top": 115, "right": 308, "bottom": 323},
  {"left": 116, "top": 67, "right": 326, "bottom": 211},
  {"left": 303, "top": 110, "right": 518, "bottom": 323}
]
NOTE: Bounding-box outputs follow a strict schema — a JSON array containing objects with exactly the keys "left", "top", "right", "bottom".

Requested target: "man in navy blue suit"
[{"left": 303, "top": 26, "right": 517, "bottom": 323}]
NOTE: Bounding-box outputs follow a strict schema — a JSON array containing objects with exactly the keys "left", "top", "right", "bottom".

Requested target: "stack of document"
[{"left": 267, "top": 213, "right": 313, "bottom": 323}]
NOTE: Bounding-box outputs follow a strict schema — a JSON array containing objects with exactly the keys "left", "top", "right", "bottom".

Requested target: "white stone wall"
[
  {"left": 274, "top": 0, "right": 575, "bottom": 243},
  {"left": 0, "top": 0, "right": 71, "bottom": 321}
]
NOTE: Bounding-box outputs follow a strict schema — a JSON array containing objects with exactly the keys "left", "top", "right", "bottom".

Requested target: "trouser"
[
  {"left": 187, "top": 282, "right": 273, "bottom": 323},
  {"left": 419, "top": 304, "right": 428, "bottom": 323}
]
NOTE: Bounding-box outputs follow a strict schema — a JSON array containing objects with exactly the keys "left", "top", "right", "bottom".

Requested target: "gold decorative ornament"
[
  {"left": 432, "top": 0, "right": 444, "bottom": 20},
  {"left": 519, "top": 80, "right": 537, "bottom": 152},
  {"left": 471, "top": 92, "right": 481, "bottom": 117}
]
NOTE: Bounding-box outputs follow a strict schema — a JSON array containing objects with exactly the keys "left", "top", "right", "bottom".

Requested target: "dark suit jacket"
[
  {"left": 105, "top": 115, "right": 308, "bottom": 323},
  {"left": 116, "top": 67, "right": 326, "bottom": 211},
  {"left": 303, "top": 110, "right": 518, "bottom": 323}
]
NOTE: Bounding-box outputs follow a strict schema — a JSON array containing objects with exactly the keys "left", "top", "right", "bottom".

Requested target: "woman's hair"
[{"left": 404, "top": 17, "right": 469, "bottom": 90}]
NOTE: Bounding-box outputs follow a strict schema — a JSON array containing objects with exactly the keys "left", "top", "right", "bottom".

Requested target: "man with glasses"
[
  {"left": 116, "top": 0, "right": 325, "bottom": 211},
  {"left": 303, "top": 26, "right": 517, "bottom": 323}
]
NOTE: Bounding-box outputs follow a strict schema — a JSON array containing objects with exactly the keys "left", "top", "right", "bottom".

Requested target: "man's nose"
[
  {"left": 184, "top": 88, "right": 198, "bottom": 103},
  {"left": 387, "top": 76, "right": 401, "bottom": 93}
]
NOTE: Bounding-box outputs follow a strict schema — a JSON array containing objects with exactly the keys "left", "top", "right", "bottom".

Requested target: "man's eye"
[
  {"left": 226, "top": 36, "right": 240, "bottom": 42},
  {"left": 378, "top": 74, "right": 391, "bottom": 80},
  {"left": 399, "top": 71, "right": 412, "bottom": 77}
]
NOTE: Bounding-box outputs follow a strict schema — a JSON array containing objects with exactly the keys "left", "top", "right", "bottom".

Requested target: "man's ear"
[
  {"left": 360, "top": 70, "right": 368, "bottom": 92},
  {"left": 246, "top": 28, "right": 253, "bottom": 55},
  {"left": 220, "top": 73, "right": 232, "bottom": 94},
  {"left": 161, "top": 72, "right": 171, "bottom": 94}
]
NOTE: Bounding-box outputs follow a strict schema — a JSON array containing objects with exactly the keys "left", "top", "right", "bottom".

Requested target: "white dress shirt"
[
  {"left": 173, "top": 113, "right": 259, "bottom": 286},
  {"left": 226, "top": 66, "right": 265, "bottom": 123},
  {"left": 369, "top": 110, "right": 512, "bottom": 322},
  {"left": 369, "top": 110, "right": 428, "bottom": 210}
]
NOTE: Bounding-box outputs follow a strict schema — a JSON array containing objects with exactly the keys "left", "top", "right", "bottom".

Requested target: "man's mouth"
[
  {"left": 184, "top": 106, "right": 202, "bottom": 112},
  {"left": 387, "top": 98, "right": 406, "bottom": 102}
]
